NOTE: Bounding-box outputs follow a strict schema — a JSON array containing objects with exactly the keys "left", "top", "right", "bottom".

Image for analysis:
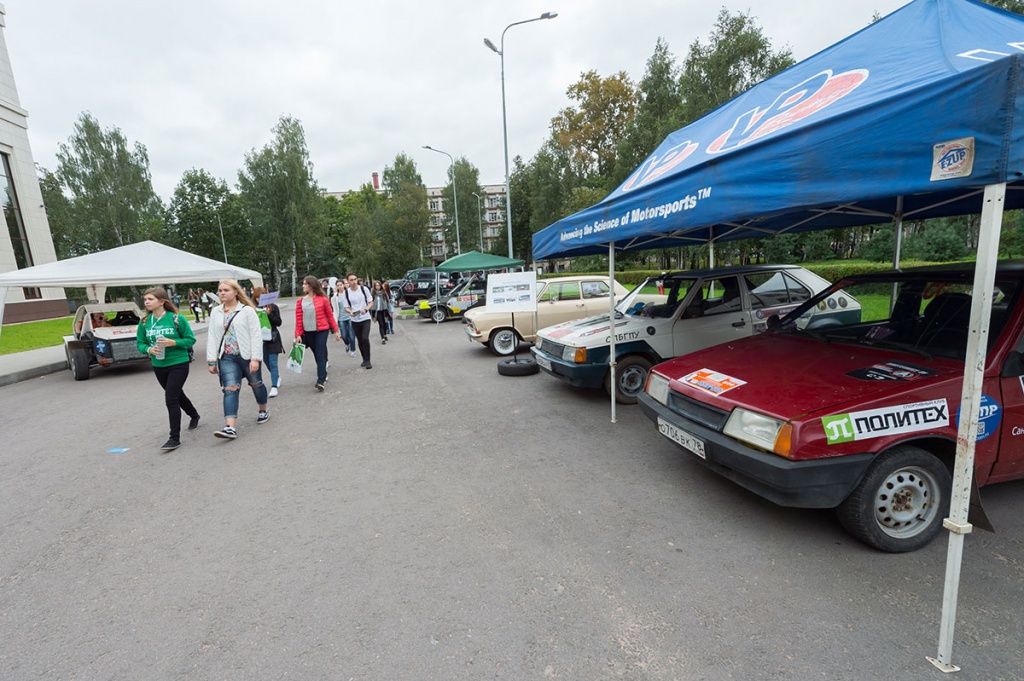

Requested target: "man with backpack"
[{"left": 342, "top": 273, "right": 373, "bottom": 369}]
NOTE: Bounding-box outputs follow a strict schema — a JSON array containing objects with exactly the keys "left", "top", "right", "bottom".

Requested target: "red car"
[{"left": 638, "top": 262, "right": 1024, "bottom": 552}]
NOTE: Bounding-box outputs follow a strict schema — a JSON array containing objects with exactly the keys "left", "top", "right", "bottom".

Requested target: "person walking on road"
[
  {"left": 136, "top": 287, "right": 200, "bottom": 452},
  {"left": 206, "top": 279, "right": 270, "bottom": 440},
  {"left": 371, "top": 280, "right": 391, "bottom": 344},
  {"left": 332, "top": 283, "right": 357, "bottom": 358},
  {"left": 295, "top": 275, "right": 341, "bottom": 391},
  {"left": 252, "top": 285, "right": 284, "bottom": 398},
  {"left": 343, "top": 273, "right": 373, "bottom": 369}
]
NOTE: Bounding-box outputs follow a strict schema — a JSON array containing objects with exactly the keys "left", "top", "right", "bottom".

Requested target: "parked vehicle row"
[
  {"left": 531, "top": 265, "right": 848, "bottom": 404},
  {"left": 417, "top": 274, "right": 487, "bottom": 322},
  {"left": 464, "top": 275, "right": 629, "bottom": 355},
  {"left": 455, "top": 261, "right": 1023, "bottom": 553}
]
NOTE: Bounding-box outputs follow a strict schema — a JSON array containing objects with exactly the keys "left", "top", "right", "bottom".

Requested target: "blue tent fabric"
[{"left": 533, "top": 0, "right": 1024, "bottom": 260}]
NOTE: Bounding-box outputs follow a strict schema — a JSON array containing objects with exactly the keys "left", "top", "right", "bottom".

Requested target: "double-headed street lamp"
[
  {"left": 471, "top": 191, "right": 484, "bottom": 251},
  {"left": 422, "top": 145, "right": 460, "bottom": 257},
  {"left": 484, "top": 11, "right": 558, "bottom": 259}
]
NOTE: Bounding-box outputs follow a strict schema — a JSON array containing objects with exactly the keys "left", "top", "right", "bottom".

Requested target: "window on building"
[
  {"left": 2, "top": 153, "right": 32, "bottom": 271},
  {"left": 488, "top": 212, "right": 498, "bottom": 222},
  {"left": 1, "top": 153, "right": 37, "bottom": 299},
  {"left": 429, "top": 200, "right": 439, "bottom": 210}
]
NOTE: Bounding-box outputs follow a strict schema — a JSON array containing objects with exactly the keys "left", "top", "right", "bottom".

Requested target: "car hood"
[
  {"left": 653, "top": 333, "right": 963, "bottom": 420},
  {"left": 538, "top": 312, "right": 631, "bottom": 344}
]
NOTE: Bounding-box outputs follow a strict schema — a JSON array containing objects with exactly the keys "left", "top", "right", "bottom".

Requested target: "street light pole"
[
  {"left": 216, "top": 212, "right": 228, "bottom": 262},
  {"left": 422, "top": 145, "right": 460, "bottom": 257},
  {"left": 484, "top": 11, "right": 557, "bottom": 260},
  {"left": 472, "top": 191, "right": 483, "bottom": 251}
]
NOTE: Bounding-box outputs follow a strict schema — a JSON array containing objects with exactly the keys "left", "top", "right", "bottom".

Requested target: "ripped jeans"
[{"left": 218, "top": 353, "right": 268, "bottom": 418}]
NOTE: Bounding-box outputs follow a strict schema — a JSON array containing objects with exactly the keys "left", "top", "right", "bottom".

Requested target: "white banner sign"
[{"left": 485, "top": 271, "right": 537, "bottom": 314}]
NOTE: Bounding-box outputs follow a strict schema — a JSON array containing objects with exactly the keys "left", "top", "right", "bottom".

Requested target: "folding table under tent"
[{"left": 532, "top": 0, "right": 1024, "bottom": 671}]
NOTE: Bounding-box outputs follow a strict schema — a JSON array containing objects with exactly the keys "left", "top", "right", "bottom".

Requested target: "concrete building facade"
[{"left": 0, "top": 3, "right": 64, "bottom": 323}]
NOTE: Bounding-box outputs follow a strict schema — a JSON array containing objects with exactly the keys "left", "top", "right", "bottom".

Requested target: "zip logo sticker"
[{"left": 821, "top": 398, "right": 949, "bottom": 445}]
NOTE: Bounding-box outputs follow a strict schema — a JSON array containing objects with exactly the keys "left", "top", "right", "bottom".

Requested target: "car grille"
[
  {"left": 667, "top": 392, "right": 730, "bottom": 431},
  {"left": 538, "top": 338, "right": 564, "bottom": 357},
  {"left": 111, "top": 340, "right": 146, "bottom": 361}
]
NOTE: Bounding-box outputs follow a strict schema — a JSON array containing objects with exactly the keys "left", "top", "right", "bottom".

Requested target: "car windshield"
[
  {"left": 615, "top": 276, "right": 698, "bottom": 317},
  {"left": 775, "top": 273, "right": 1021, "bottom": 360}
]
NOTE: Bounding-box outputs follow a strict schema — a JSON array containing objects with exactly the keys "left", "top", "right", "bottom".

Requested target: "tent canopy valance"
[{"left": 532, "top": 0, "right": 1024, "bottom": 260}]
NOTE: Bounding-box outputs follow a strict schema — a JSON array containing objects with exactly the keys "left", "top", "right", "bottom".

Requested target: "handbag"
[{"left": 286, "top": 341, "right": 305, "bottom": 373}]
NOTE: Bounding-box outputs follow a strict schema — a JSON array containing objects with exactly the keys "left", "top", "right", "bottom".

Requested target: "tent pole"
[
  {"left": 609, "top": 242, "right": 617, "bottom": 424},
  {"left": 890, "top": 196, "right": 904, "bottom": 313},
  {"left": 892, "top": 196, "right": 904, "bottom": 269},
  {"left": 927, "top": 182, "right": 1005, "bottom": 674}
]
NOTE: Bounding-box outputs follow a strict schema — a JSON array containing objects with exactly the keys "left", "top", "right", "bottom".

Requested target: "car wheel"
[
  {"left": 489, "top": 328, "right": 519, "bottom": 356},
  {"left": 836, "top": 445, "right": 951, "bottom": 553},
  {"left": 497, "top": 358, "right": 539, "bottom": 376},
  {"left": 69, "top": 346, "right": 91, "bottom": 381},
  {"left": 431, "top": 307, "right": 448, "bottom": 323},
  {"left": 605, "top": 355, "right": 653, "bottom": 405}
]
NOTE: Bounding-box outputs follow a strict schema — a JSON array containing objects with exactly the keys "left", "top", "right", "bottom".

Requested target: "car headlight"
[
  {"left": 723, "top": 408, "right": 786, "bottom": 453},
  {"left": 561, "top": 345, "right": 586, "bottom": 363},
  {"left": 646, "top": 372, "right": 670, "bottom": 406}
]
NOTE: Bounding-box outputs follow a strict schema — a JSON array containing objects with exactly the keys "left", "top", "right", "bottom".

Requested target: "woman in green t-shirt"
[{"left": 136, "top": 287, "right": 200, "bottom": 452}]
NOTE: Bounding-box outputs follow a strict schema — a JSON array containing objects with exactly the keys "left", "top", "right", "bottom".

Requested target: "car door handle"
[{"left": 732, "top": 320, "right": 746, "bottom": 327}]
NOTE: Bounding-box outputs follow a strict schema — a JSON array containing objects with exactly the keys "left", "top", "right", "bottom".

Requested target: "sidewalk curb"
[{"left": 0, "top": 360, "right": 67, "bottom": 388}]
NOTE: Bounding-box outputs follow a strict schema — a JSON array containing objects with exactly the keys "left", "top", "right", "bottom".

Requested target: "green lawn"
[{"left": 0, "top": 316, "right": 74, "bottom": 356}]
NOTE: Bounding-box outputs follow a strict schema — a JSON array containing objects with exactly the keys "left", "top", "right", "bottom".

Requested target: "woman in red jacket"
[{"left": 294, "top": 276, "right": 341, "bottom": 391}]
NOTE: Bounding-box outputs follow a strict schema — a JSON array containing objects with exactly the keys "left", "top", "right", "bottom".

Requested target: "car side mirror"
[
  {"left": 766, "top": 314, "right": 782, "bottom": 330},
  {"left": 1001, "top": 350, "right": 1024, "bottom": 377}
]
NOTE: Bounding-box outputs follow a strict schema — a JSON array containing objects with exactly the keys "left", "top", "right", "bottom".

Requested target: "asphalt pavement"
[{"left": 1, "top": 309, "right": 1022, "bottom": 680}]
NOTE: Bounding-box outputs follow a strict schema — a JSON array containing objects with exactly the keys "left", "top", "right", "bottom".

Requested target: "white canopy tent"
[{"left": 0, "top": 241, "right": 264, "bottom": 336}]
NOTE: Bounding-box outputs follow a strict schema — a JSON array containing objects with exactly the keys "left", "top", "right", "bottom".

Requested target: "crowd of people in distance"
[{"left": 136, "top": 274, "right": 397, "bottom": 451}]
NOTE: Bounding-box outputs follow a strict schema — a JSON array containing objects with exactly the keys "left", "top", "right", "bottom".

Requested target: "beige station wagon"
[{"left": 464, "top": 275, "right": 629, "bottom": 356}]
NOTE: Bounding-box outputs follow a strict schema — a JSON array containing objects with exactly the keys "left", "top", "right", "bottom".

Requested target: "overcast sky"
[{"left": 5, "top": 0, "right": 907, "bottom": 202}]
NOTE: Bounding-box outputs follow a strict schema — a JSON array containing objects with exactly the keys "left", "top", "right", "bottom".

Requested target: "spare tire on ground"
[{"left": 497, "top": 358, "right": 539, "bottom": 376}]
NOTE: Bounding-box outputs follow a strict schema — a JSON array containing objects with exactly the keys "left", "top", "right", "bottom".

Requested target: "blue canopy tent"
[{"left": 532, "top": 0, "right": 1024, "bottom": 671}]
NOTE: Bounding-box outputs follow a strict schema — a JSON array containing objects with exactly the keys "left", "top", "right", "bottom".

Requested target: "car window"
[
  {"left": 697, "top": 276, "right": 742, "bottom": 316},
  {"left": 581, "top": 281, "right": 611, "bottom": 299},
  {"left": 540, "top": 282, "right": 581, "bottom": 302},
  {"left": 746, "top": 271, "right": 812, "bottom": 309}
]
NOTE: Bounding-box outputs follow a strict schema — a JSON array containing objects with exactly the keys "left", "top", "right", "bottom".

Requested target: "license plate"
[
  {"left": 657, "top": 418, "right": 706, "bottom": 459},
  {"left": 535, "top": 355, "right": 552, "bottom": 371}
]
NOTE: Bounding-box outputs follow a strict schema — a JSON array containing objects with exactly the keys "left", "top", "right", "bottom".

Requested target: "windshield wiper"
[{"left": 858, "top": 337, "right": 933, "bottom": 359}]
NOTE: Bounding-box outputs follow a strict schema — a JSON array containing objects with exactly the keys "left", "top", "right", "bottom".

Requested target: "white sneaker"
[
  {"left": 269, "top": 386, "right": 279, "bottom": 398},
  {"left": 348, "top": 350, "right": 357, "bottom": 358}
]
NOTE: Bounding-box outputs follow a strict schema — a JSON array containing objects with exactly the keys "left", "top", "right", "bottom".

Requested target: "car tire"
[
  {"left": 605, "top": 355, "right": 653, "bottom": 405},
  {"left": 836, "top": 445, "right": 951, "bottom": 553},
  {"left": 497, "top": 358, "right": 539, "bottom": 376},
  {"left": 68, "top": 346, "right": 91, "bottom": 381},
  {"left": 489, "top": 328, "right": 519, "bottom": 356},
  {"left": 431, "top": 307, "right": 448, "bottom": 323}
]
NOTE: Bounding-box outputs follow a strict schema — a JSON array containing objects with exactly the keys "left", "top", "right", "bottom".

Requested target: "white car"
[
  {"left": 64, "top": 302, "right": 148, "bottom": 380},
  {"left": 531, "top": 265, "right": 858, "bottom": 403},
  {"left": 464, "top": 275, "right": 630, "bottom": 356}
]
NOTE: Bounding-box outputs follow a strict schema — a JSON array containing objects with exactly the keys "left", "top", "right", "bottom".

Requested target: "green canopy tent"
[
  {"left": 433, "top": 251, "right": 523, "bottom": 273},
  {"left": 427, "top": 251, "right": 524, "bottom": 326}
]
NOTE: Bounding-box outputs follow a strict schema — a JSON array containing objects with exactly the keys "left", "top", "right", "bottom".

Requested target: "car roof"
[
  {"left": 540, "top": 275, "right": 622, "bottom": 283},
  {"left": 658, "top": 264, "right": 803, "bottom": 280},
  {"left": 841, "top": 259, "right": 1024, "bottom": 284}
]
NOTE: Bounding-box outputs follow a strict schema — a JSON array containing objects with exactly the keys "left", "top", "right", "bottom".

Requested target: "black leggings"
[
  {"left": 352, "top": 319, "right": 371, "bottom": 362},
  {"left": 153, "top": 362, "right": 198, "bottom": 440},
  {"left": 375, "top": 310, "right": 390, "bottom": 339}
]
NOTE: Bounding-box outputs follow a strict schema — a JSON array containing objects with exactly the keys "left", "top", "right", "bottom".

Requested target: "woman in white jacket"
[{"left": 206, "top": 279, "right": 269, "bottom": 440}]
